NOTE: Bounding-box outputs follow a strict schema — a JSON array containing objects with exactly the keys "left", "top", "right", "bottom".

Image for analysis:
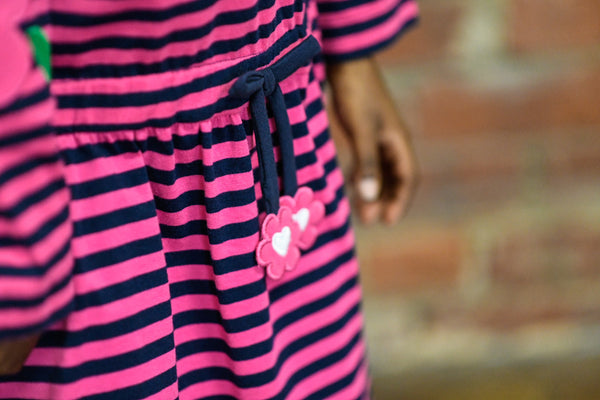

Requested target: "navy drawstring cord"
[{"left": 229, "top": 36, "right": 321, "bottom": 215}]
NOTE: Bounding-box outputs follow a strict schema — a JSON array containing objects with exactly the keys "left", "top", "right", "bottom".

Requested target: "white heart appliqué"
[
  {"left": 272, "top": 226, "right": 291, "bottom": 256},
  {"left": 292, "top": 208, "right": 310, "bottom": 231}
]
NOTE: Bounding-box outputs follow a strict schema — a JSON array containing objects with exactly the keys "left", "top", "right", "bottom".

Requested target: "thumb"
[{"left": 352, "top": 129, "right": 381, "bottom": 203}]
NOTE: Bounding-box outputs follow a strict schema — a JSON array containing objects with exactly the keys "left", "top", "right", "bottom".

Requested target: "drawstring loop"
[{"left": 229, "top": 36, "right": 320, "bottom": 215}]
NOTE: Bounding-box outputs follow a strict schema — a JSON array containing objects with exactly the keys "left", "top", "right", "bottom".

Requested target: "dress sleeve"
[
  {"left": 0, "top": 2, "right": 75, "bottom": 340},
  {"left": 315, "top": 0, "right": 419, "bottom": 62}
]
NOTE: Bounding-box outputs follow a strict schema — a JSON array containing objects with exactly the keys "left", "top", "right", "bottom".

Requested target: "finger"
[
  {"left": 383, "top": 176, "right": 416, "bottom": 225},
  {"left": 380, "top": 129, "right": 418, "bottom": 225},
  {"left": 357, "top": 198, "right": 381, "bottom": 225},
  {"left": 351, "top": 125, "right": 381, "bottom": 203}
]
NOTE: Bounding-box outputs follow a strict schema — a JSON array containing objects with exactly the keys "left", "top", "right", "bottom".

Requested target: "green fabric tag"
[{"left": 25, "top": 26, "right": 51, "bottom": 81}]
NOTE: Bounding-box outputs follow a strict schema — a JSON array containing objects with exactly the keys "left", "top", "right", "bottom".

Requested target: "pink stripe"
[
  {"left": 329, "top": 358, "right": 370, "bottom": 400},
  {"left": 66, "top": 285, "right": 171, "bottom": 331},
  {"left": 0, "top": 249, "right": 72, "bottom": 299},
  {"left": 173, "top": 291, "right": 268, "bottom": 321},
  {"left": 0, "top": 185, "right": 69, "bottom": 238},
  {"left": 166, "top": 264, "right": 214, "bottom": 283},
  {"left": 174, "top": 320, "right": 273, "bottom": 349},
  {"left": 0, "top": 213, "right": 71, "bottom": 268},
  {"left": 143, "top": 138, "right": 251, "bottom": 168},
  {"left": 73, "top": 251, "right": 166, "bottom": 295},
  {"left": 52, "top": 0, "right": 262, "bottom": 43},
  {"left": 0, "top": 96, "right": 54, "bottom": 139},
  {"left": 51, "top": 4, "right": 302, "bottom": 69},
  {"left": 71, "top": 218, "right": 160, "bottom": 258},
  {"left": 63, "top": 152, "right": 143, "bottom": 185},
  {"left": 68, "top": 184, "right": 153, "bottom": 221},
  {"left": 161, "top": 234, "right": 210, "bottom": 252},
  {"left": 148, "top": 170, "right": 253, "bottom": 200},
  {"left": 50, "top": 0, "right": 197, "bottom": 14},
  {"left": 29, "top": 316, "right": 173, "bottom": 367},
  {"left": 157, "top": 202, "right": 257, "bottom": 230},
  {"left": 320, "top": 0, "right": 398, "bottom": 27},
  {"left": 210, "top": 265, "right": 265, "bottom": 292},
  {"left": 324, "top": 1, "right": 418, "bottom": 54},
  {"left": 288, "top": 339, "right": 366, "bottom": 400},
  {"left": 0, "top": 275, "right": 73, "bottom": 329},
  {"left": 180, "top": 379, "right": 242, "bottom": 400},
  {"left": 26, "top": 351, "right": 176, "bottom": 399},
  {"left": 208, "top": 234, "right": 260, "bottom": 261},
  {"left": 0, "top": 164, "right": 67, "bottom": 220}
]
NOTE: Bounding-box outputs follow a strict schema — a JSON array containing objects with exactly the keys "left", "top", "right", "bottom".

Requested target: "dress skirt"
[{"left": 0, "top": 0, "right": 418, "bottom": 398}]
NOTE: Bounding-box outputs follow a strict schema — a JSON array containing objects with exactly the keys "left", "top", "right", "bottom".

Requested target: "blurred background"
[{"left": 347, "top": 0, "right": 600, "bottom": 398}]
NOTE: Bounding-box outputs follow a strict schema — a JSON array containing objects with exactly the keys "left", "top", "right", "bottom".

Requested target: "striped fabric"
[{"left": 0, "top": 0, "right": 417, "bottom": 398}]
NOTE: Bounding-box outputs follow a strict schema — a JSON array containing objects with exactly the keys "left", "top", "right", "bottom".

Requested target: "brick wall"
[{"left": 349, "top": 0, "right": 600, "bottom": 382}]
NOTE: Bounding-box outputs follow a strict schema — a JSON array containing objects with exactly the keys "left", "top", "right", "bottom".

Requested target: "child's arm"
[
  {"left": 327, "top": 56, "right": 418, "bottom": 225},
  {"left": 316, "top": 0, "right": 420, "bottom": 224}
]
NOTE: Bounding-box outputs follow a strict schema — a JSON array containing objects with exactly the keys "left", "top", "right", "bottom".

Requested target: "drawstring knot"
[{"left": 230, "top": 69, "right": 277, "bottom": 98}]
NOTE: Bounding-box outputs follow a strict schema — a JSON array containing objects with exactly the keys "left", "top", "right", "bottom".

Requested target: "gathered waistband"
[{"left": 51, "top": 29, "right": 317, "bottom": 135}]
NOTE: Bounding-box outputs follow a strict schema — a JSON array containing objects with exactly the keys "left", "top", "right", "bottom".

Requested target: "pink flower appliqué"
[
  {"left": 256, "top": 206, "right": 302, "bottom": 280},
  {"left": 280, "top": 187, "right": 325, "bottom": 250}
]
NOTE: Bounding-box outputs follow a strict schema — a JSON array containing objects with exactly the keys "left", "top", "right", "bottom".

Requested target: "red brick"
[
  {"left": 376, "top": 2, "right": 465, "bottom": 65},
  {"left": 508, "top": 0, "right": 600, "bottom": 53},
  {"left": 416, "top": 67, "right": 600, "bottom": 138},
  {"left": 491, "top": 224, "right": 600, "bottom": 285},
  {"left": 364, "top": 229, "right": 464, "bottom": 292}
]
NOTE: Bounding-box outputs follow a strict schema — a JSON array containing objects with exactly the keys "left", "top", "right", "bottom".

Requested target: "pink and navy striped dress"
[{"left": 0, "top": 0, "right": 418, "bottom": 398}]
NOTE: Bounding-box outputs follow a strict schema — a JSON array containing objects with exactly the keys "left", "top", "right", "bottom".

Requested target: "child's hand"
[
  {"left": 0, "top": 333, "right": 40, "bottom": 375},
  {"left": 326, "top": 56, "right": 419, "bottom": 225}
]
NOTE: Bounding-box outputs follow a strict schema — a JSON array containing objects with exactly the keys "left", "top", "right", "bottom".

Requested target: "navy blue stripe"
[
  {"left": 161, "top": 217, "right": 259, "bottom": 246},
  {"left": 0, "top": 239, "right": 70, "bottom": 277},
  {"left": 53, "top": 8, "right": 305, "bottom": 79},
  {"left": 4, "top": 178, "right": 64, "bottom": 218},
  {"left": 73, "top": 201, "right": 157, "bottom": 237},
  {"left": 76, "top": 234, "right": 164, "bottom": 273},
  {"left": 268, "top": 330, "right": 362, "bottom": 400},
  {"left": 304, "top": 354, "right": 364, "bottom": 399},
  {"left": 85, "top": 367, "right": 178, "bottom": 400},
  {"left": 75, "top": 269, "right": 167, "bottom": 311},
  {"left": 59, "top": 123, "right": 250, "bottom": 166},
  {"left": 0, "top": 297, "right": 74, "bottom": 341},
  {"left": 0, "top": 87, "right": 49, "bottom": 118},
  {"left": 154, "top": 187, "right": 256, "bottom": 214},
  {"left": 0, "top": 206, "right": 69, "bottom": 247},
  {"left": 69, "top": 167, "right": 147, "bottom": 200},
  {"left": 16, "top": 335, "right": 174, "bottom": 383},
  {"left": 53, "top": 0, "right": 284, "bottom": 53},
  {"left": 60, "top": 140, "right": 140, "bottom": 165},
  {"left": 318, "top": 0, "right": 409, "bottom": 13},
  {"left": 37, "top": 301, "right": 172, "bottom": 348},
  {"left": 322, "top": 6, "right": 398, "bottom": 38},
  {"left": 173, "top": 307, "right": 270, "bottom": 334},
  {"left": 0, "top": 267, "right": 71, "bottom": 309},
  {"left": 0, "top": 154, "right": 60, "bottom": 186},
  {"left": 145, "top": 155, "right": 251, "bottom": 185},
  {"left": 0, "top": 125, "right": 51, "bottom": 149},
  {"left": 51, "top": 0, "right": 220, "bottom": 26},
  {"left": 170, "top": 278, "right": 265, "bottom": 306},
  {"left": 323, "top": 17, "right": 418, "bottom": 62}
]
